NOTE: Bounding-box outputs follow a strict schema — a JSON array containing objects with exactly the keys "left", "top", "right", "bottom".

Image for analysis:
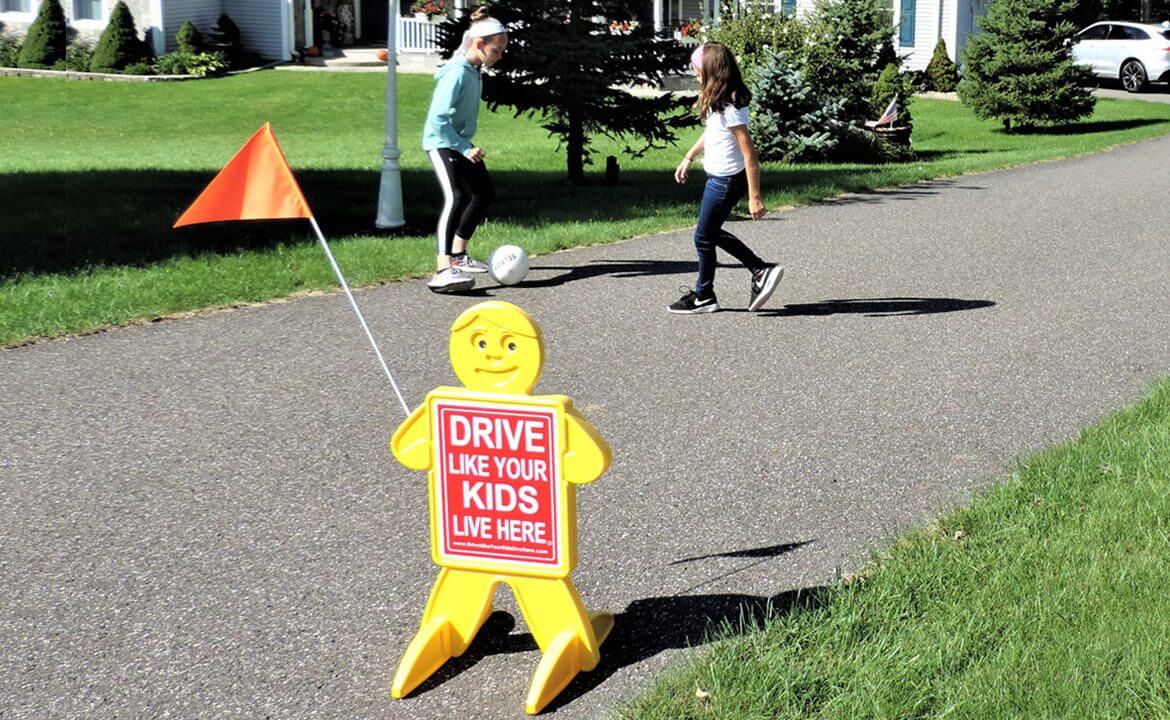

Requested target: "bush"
[
  {"left": 90, "top": 1, "right": 151, "bottom": 73},
  {"left": 154, "top": 49, "right": 227, "bottom": 77},
  {"left": 924, "top": 38, "right": 959, "bottom": 92},
  {"left": 959, "top": 0, "right": 1094, "bottom": 131},
  {"left": 805, "top": 0, "right": 899, "bottom": 123},
  {"left": 16, "top": 0, "right": 67, "bottom": 69},
  {"left": 63, "top": 42, "right": 94, "bottom": 71},
  {"left": 705, "top": 3, "right": 807, "bottom": 84},
  {"left": 748, "top": 50, "right": 847, "bottom": 163},
  {"left": 206, "top": 13, "right": 242, "bottom": 67},
  {"left": 870, "top": 62, "right": 914, "bottom": 131},
  {"left": 176, "top": 19, "right": 203, "bottom": 54},
  {"left": 122, "top": 61, "right": 154, "bottom": 75},
  {"left": 0, "top": 31, "right": 21, "bottom": 68}
]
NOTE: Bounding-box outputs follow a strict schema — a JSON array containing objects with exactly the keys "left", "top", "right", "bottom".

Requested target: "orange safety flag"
[{"left": 174, "top": 122, "right": 313, "bottom": 227}]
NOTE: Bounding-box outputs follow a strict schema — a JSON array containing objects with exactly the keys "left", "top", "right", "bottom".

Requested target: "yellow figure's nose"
[{"left": 449, "top": 301, "right": 543, "bottom": 394}]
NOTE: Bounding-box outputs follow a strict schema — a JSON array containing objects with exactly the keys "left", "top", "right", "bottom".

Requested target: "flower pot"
[
  {"left": 414, "top": 12, "right": 428, "bottom": 21},
  {"left": 429, "top": 14, "right": 446, "bottom": 23}
]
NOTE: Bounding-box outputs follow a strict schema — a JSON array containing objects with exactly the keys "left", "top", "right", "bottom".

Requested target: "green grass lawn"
[
  {"left": 3, "top": 72, "right": 1170, "bottom": 345},
  {"left": 618, "top": 378, "right": 1170, "bottom": 719}
]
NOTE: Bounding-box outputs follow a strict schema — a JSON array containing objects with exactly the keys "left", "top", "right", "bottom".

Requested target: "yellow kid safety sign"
[{"left": 389, "top": 301, "right": 613, "bottom": 714}]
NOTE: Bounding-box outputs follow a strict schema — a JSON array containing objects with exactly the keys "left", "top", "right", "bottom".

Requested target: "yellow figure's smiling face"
[{"left": 449, "top": 301, "right": 543, "bottom": 394}]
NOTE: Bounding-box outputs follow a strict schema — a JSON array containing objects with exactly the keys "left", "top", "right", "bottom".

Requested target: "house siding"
[
  {"left": 162, "top": 0, "right": 221, "bottom": 52},
  {"left": 222, "top": 0, "right": 285, "bottom": 59}
]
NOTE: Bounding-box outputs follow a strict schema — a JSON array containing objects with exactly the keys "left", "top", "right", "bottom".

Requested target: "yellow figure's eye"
[
  {"left": 472, "top": 333, "right": 487, "bottom": 352},
  {"left": 507, "top": 341, "right": 517, "bottom": 353}
]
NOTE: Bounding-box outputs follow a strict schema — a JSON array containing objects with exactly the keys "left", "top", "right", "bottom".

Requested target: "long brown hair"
[{"left": 693, "top": 42, "right": 751, "bottom": 119}]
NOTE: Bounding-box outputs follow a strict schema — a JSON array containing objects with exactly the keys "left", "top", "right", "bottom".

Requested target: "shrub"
[
  {"left": 748, "top": 50, "right": 847, "bottom": 163},
  {"left": 924, "top": 38, "right": 959, "bottom": 92},
  {"left": 16, "top": 0, "right": 67, "bottom": 69},
  {"left": 176, "top": 19, "right": 203, "bottom": 54},
  {"left": 870, "top": 62, "right": 914, "bottom": 131},
  {"left": 63, "top": 41, "right": 94, "bottom": 72},
  {"left": 207, "top": 13, "right": 242, "bottom": 67},
  {"left": 959, "top": 0, "right": 1094, "bottom": 131},
  {"left": 805, "top": 0, "right": 899, "bottom": 123},
  {"left": 0, "top": 31, "right": 21, "bottom": 68},
  {"left": 705, "top": 3, "right": 807, "bottom": 84},
  {"left": 90, "top": 1, "right": 150, "bottom": 73},
  {"left": 154, "top": 49, "right": 227, "bottom": 77},
  {"left": 123, "top": 61, "right": 154, "bottom": 75}
]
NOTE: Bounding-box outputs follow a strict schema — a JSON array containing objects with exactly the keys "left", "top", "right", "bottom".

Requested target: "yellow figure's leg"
[
  {"left": 510, "top": 576, "right": 613, "bottom": 714},
  {"left": 391, "top": 569, "right": 497, "bottom": 699}
]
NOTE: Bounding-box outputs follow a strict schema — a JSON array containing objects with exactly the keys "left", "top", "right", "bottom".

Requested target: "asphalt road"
[{"left": 3, "top": 132, "right": 1170, "bottom": 720}]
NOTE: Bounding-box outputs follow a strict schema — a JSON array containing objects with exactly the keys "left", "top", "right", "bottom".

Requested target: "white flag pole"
[{"left": 309, "top": 216, "right": 411, "bottom": 417}]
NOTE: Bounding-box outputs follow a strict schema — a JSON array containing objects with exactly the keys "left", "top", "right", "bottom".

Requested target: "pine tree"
[
  {"left": 959, "top": 0, "right": 1095, "bottom": 132},
  {"left": 437, "top": 1, "right": 692, "bottom": 183},
  {"left": 16, "top": 0, "right": 66, "bottom": 69},
  {"left": 924, "top": 38, "right": 959, "bottom": 92},
  {"left": 804, "top": 0, "right": 899, "bottom": 123},
  {"left": 89, "top": 1, "right": 150, "bottom": 73},
  {"left": 176, "top": 19, "right": 203, "bottom": 55},
  {"left": 749, "top": 50, "right": 846, "bottom": 163},
  {"left": 207, "top": 13, "right": 242, "bottom": 66},
  {"left": 870, "top": 62, "right": 913, "bottom": 131}
]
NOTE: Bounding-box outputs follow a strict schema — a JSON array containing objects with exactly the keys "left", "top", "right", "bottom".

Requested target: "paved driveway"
[{"left": 3, "top": 133, "right": 1170, "bottom": 720}]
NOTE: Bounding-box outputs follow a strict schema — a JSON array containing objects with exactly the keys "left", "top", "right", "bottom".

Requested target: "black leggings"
[{"left": 428, "top": 148, "right": 495, "bottom": 256}]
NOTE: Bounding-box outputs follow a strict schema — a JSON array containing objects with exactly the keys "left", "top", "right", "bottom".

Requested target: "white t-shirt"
[{"left": 702, "top": 104, "right": 750, "bottom": 177}]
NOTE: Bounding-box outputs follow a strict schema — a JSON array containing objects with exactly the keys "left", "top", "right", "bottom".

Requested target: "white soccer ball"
[{"left": 489, "top": 244, "right": 530, "bottom": 286}]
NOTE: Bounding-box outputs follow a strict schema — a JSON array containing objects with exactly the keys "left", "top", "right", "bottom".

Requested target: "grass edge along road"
[
  {"left": 4, "top": 73, "right": 1170, "bottom": 346},
  {"left": 616, "top": 378, "right": 1170, "bottom": 720}
]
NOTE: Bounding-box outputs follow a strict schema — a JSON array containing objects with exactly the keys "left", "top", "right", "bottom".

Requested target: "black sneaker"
[
  {"left": 748, "top": 264, "right": 784, "bottom": 311},
  {"left": 668, "top": 288, "right": 720, "bottom": 314}
]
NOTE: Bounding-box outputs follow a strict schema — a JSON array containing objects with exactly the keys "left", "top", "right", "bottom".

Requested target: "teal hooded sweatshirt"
[{"left": 422, "top": 54, "right": 481, "bottom": 154}]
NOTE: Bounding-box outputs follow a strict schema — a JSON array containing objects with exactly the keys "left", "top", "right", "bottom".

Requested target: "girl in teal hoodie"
[{"left": 423, "top": 7, "right": 509, "bottom": 294}]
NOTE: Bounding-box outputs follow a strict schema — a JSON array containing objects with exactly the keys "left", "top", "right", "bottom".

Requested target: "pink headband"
[{"left": 690, "top": 44, "right": 705, "bottom": 74}]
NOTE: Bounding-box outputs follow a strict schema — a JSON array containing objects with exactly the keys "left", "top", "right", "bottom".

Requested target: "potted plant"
[{"left": 409, "top": 0, "right": 448, "bottom": 22}]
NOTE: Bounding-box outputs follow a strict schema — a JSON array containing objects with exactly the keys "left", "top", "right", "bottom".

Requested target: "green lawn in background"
[
  {"left": 3, "top": 72, "right": 1170, "bottom": 345},
  {"left": 618, "top": 378, "right": 1170, "bottom": 720}
]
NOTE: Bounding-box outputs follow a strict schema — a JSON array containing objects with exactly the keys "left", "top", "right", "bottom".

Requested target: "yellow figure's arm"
[
  {"left": 562, "top": 403, "right": 611, "bottom": 485},
  {"left": 391, "top": 404, "right": 432, "bottom": 471}
]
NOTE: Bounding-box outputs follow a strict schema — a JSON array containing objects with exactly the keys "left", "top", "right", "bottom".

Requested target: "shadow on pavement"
[
  {"left": 406, "top": 540, "right": 824, "bottom": 713},
  {"left": 748, "top": 297, "right": 997, "bottom": 318}
]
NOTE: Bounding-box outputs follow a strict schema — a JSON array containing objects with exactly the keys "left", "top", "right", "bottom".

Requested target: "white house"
[{"left": 647, "top": 0, "right": 992, "bottom": 70}]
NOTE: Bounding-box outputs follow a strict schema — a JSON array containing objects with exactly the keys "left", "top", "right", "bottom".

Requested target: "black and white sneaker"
[
  {"left": 748, "top": 264, "right": 784, "bottom": 311},
  {"left": 427, "top": 267, "right": 475, "bottom": 294},
  {"left": 451, "top": 254, "right": 490, "bottom": 274},
  {"left": 668, "top": 288, "right": 720, "bottom": 314}
]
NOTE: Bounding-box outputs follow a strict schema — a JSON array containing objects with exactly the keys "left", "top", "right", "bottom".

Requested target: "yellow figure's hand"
[
  {"left": 391, "top": 405, "right": 432, "bottom": 471},
  {"left": 562, "top": 406, "right": 611, "bottom": 485}
]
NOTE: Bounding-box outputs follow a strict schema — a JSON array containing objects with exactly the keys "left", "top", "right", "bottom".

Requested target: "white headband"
[{"left": 459, "top": 18, "right": 508, "bottom": 52}]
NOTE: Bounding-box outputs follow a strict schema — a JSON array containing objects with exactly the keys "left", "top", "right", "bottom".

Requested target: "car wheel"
[{"left": 1120, "top": 60, "right": 1148, "bottom": 92}]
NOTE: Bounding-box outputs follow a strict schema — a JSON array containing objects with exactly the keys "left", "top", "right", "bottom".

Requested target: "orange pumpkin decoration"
[
  {"left": 306, "top": 45, "right": 321, "bottom": 57},
  {"left": 376, "top": 49, "right": 389, "bottom": 62}
]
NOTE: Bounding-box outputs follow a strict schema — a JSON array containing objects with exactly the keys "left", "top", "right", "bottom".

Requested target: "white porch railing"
[{"left": 398, "top": 16, "right": 440, "bottom": 54}]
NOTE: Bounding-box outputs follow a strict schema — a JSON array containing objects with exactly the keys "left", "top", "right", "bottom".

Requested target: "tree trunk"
[
  {"left": 567, "top": 109, "right": 585, "bottom": 184},
  {"left": 1003, "top": 118, "right": 1012, "bottom": 133},
  {"left": 1141, "top": 0, "right": 1152, "bottom": 22}
]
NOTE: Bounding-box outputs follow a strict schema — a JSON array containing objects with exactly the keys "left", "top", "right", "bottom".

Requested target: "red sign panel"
[{"left": 433, "top": 400, "right": 560, "bottom": 570}]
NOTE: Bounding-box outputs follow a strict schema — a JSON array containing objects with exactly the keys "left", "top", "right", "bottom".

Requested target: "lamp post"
[{"left": 376, "top": 0, "right": 406, "bottom": 229}]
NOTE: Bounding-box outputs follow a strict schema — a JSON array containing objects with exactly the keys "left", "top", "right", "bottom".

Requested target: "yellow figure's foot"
[
  {"left": 391, "top": 617, "right": 454, "bottom": 699},
  {"left": 524, "top": 612, "right": 613, "bottom": 714}
]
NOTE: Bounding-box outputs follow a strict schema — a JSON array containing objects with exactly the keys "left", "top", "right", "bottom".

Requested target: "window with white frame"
[
  {"left": 0, "top": 0, "right": 32, "bottom": 13},
  {"left": 73, "top": 0, "right": 104, "bottom": 21}
]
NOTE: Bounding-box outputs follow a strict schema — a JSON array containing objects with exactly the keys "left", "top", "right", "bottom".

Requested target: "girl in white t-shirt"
[{"left": 670, "top": 42, "right": 783, "bottom": 314}]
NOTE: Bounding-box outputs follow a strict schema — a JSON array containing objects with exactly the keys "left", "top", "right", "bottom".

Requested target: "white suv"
[{"left": 1070, "top": 20, "right": 1170, "bottom": 92}]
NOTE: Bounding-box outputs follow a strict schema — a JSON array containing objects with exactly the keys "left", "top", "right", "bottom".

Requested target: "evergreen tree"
[
  {"left": 749, "top": 50, "right": 846, "bottom": 163},
  {"left": 89, "top": 1, "right": 150, "bottom": 73},
  {"left": 437, "top": 1, "right": 692, "bottom": 183},
  {"left": 959, "top": 0, "right": 1095, "bottom": 132},
  {"left": 924, "top": 38, "right": 959, "bottom": 92},
  {"left": 804, "top": 0, "right": 899, "bottom": 123},
  {"left": 176, "top": 19, "right": 203, "bottom": 54},
  {"left": 207, "top": 13, "right": 242, "bottom": 66},
  {"left": 870, "top": 62, "right": 913, "bottom": 131},
  {"left": 16, "top": 0, "right": 66, "bottom": 69}
]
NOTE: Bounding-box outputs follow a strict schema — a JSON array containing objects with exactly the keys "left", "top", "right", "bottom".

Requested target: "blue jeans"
[{"left": 693, "top": 171, "right": 766, "bottom": 297}]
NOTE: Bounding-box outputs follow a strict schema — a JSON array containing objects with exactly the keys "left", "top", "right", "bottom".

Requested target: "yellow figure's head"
[{"left": 449, "top": 301, "right": 543, "bottom": 394}]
